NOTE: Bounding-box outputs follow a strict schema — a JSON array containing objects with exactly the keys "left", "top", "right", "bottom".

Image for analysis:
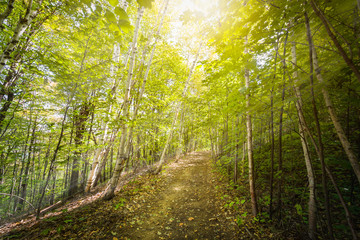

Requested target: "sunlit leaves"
[
  {"left": 136, "top": 0, "right": 154, "bottom": 9},
  {"left": 81, "top": 0, "right": 92, "bottom": 7},
  {"left": 105, "top": 10, "right": 117, "bottom": 23},
  {"left": 108, "top": 0, "right": 119, "bottom": 7},
  {"left": 115, "top": 7, "right": 129, "bottom": 21},
  {"left": 118, "top": 19, "right": 132, "bottom": 33}
]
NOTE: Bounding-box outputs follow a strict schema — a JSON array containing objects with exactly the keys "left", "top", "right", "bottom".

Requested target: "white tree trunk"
[
  {"left": 125, "top": 0, "right": 170, "bottom": 163},
  {"left": 0, "top": 0, "right": 43, "bottom": 73},
  {"left": 85, "top": 42, "right": 121, "bottom": 192},
  {"left": 103, "top": 7, "right": 145, "bottom": 200},
  {"left": 307, "top": 17, "right": 360, "bottom": 185},
  {"left": 154, "top": 41, "right": 203, "bottom": 174},
  {"left": 292, "top": 41, "right": 317, "bottom": 239}
]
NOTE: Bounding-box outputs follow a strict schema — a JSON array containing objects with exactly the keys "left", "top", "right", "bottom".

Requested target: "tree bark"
[
  {"left": 36, "top": 100, "right": 72, "bottom": 218},
  {"left": 292, "top": 38, "right": 317, "bottom": 240},
  {"left": 154, "top": 40, "right": 203, "bottom": 175},
  {"left": 325, "top": 166, "right": 358, "bottom": 239},
  {"left": 269, "top": 36, "right": 278, "bottom": 219},
  {"left": 19, "top": 115, "right": 37, "bottom": 211},
  {"left": 305, "top": 8, "right": 360, "bottom": 185},
  {"left": 68, "top": 102, "right": 91, "bottom": 196},
  {"left": 245, "top": 35, "right": 258, "bottom": 217},
  {"left": 125, "top": 0, "right": 170, "bottom": 171},
  {"left": 0, "top": 0, "right": 15, "bottom": 29},
  {"left": 103, "top": 7, "right": 145, "bottom": 200},
  {"left": 0, "top": 0, "right": 43, "bottom": 73},
  {"left": 304, "top": 11, "right": 334, "bottom": 239}
]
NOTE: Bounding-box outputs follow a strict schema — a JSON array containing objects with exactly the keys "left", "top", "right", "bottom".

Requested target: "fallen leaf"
[
  {"left": 188, "top": 217, "right": 194, "bottom": 221},
  {"left": 179, "top": 223, "right": 184, "bottom": 226}
]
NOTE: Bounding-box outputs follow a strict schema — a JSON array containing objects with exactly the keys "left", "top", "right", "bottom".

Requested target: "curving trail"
[{"left": 121, "top": 151, "right": 238, "bottom": 239}]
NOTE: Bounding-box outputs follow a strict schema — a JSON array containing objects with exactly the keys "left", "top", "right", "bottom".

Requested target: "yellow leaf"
[
  {"left": 113, "top": 238, "right": 118, "bottom": 240},
  {"left": 179, "top": 223, "right": 184, "bottom": 226},
  {"left": 188, "top": 217, "right": 194, "bottom": 221}
]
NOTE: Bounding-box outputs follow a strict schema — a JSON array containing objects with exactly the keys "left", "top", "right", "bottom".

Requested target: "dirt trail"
[
  {"left": 120, "top": 151, "right": 238, "bottom": 239},
  {"left": 2, "top": 152, "right": 240, "bottom": 239}
]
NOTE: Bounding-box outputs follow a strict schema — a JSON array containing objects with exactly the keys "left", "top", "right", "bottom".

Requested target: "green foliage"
[
  {"left": 114, "top": 198, "right": 127, "bottom": 209},
  {"left": 136, "top": 0, "right": 153, "bottom": 9}
]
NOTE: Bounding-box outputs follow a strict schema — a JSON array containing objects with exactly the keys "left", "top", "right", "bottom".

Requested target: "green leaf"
[
  {"left": 137, "top": 0, "right": 153, "bottom": 8},
  {"left": 81, "top": 0, "right": 92, "bottom": 7},
  {"left": 105, "top": 10, "right": 117, "bottom": 23},
  {"left": 118, "top": 19, "right": 132, "bottom": 33},
  {"left": 94, "top": 4, "right": 103, "bottom": 15},
  {"left": 109, "top": 22, "right": 120, "bottom": 32},
  {"left": 114, "top": 7, "right": 129, "bottom": 21},
  {"left": 108, "top": 0, "right": 118, "bottom": 7}
]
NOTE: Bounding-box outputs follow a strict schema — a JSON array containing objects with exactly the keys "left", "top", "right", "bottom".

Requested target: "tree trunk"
[
  {"left": 245, "top": 35, "right": 258, "bottom": 217},
  {"left": 0, "top": 0, "right": 43, "bottom": 73},
  {"left": 269, "top": 36, "right": 278, "bottom": 219},
  {"left": 292, "top": 38, "right": 317, "bottom": 239},
  {"left": 154, "top": 40, "right": 203, "bottom": 175},
  {"left": 125, "top": 0, "right": 170, "bottom": 173},
  {"left": 305, "top": 8, "right": 360, "bottom": 185},
  {"left": 68, "top": 102, "right": 90, "bottom": 196},
  {"left": 325, "top": 166, "right": 358, "bottom": 239},
  {"left": 304, "top": 11, "right": 334, "bottom": 239},
  {"left": 68, "top": 34, "right": 92, "bottom": 196},
  {"left": 85, "top": 41, "right": 124, "bottom": 192},
  {"left": 36, "top": 100, "right": 72, "bottom": 218},
  {"left": 0, "top": 0, "right": 15, "bottom": 29},
  {"left": 103, "top": 7, "right": 145, "bottom": 200},
  {"left": 19, "top": 115, "right": 37, "bottom": 211}
]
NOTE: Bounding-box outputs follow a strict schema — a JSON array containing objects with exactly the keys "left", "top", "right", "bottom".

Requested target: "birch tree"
[{"left": 103, "top": 6, "right": 145, "bottom": 200}]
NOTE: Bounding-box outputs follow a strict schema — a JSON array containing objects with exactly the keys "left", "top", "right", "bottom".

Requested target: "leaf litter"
[{"left": 1, "top": 152, "right": 283, "bottom": 239}]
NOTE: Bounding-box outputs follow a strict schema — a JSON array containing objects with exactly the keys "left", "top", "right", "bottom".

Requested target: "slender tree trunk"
[
  {"left": 269, "top": 37, "right": 278, "bottom": 219},
  {"left": 325, "top": 166, "right": 358, "bottom": 239},
  {"left": 125, "top": 0, "right": 169, "bottom": 172},
  {"left": 36, "top": 101, "right": 71, "bottom": 218},
  {"left": 154, "top": 40, "right": 203, "bottom": 175},
  {"left": 19, "top": 115, "right": 37, "bottom": 211},
  {"left": 303, "top": 12, "right": 334, "bottom": 239},
  {"left": 103, "top": 7, "right": 145, "bottom": 200},
  {"left": 14, "top": 113, "right": 32, "bottom": 212},
  {"left": 49, "top": 171, "right": 56, "bottom": 205},
  {"left": 7, "top": 156, "right": 18, "bottom": 215},
  {"left": 305, "top": 9, "right": 360, "bottom": 185},
  {"left": 234, "top": 117, "right": 240, "bottom": 184},
  {"left": 85, "top": 43, "right": 123, "bottom": 192},
  {"left": 245, "top": 35, "right": 258, "bottom": 216},
  {"left": 0, "top": 0, "right": 43, "bottom": 73},
  {"left": 0, "top": 0, "right": 15, "bottom": 29},
  {"left": 276, "top": 30, "right": 289, "bottom": 222},
  {"left": 292, "top": 38, "right": 317, "bottom": 239}
]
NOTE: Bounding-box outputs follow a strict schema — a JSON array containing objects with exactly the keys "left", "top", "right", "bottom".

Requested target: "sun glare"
[{"left": 179, "top": 0, "right": 217, "bottom": 16}]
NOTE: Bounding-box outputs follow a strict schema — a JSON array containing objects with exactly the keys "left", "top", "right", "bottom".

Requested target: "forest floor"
[{"left": 1, "top": 152, "right": 281, "bottom": 239}]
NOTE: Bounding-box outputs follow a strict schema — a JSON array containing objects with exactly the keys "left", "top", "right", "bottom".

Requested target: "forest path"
[
  {"left": 3, "top": 152, "right": 241, "bottom": 239},
  {"left": 120, "top": 151, "right": 238, "bottom": 239}
]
